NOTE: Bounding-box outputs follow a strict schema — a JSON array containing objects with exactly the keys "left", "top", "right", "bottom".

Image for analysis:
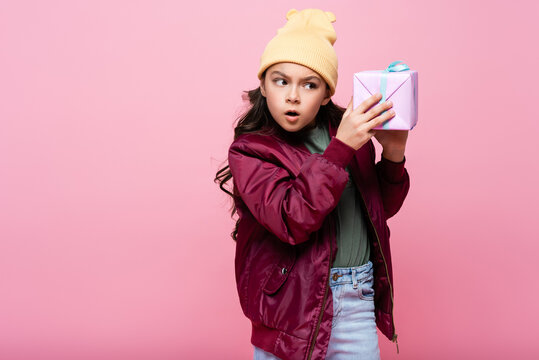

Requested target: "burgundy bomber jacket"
[{"left": 227, "top": 121, "right": 410, "bottom": 360}]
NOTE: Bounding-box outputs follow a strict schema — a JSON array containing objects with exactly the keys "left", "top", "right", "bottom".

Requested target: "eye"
[
  {"left": 304, "top": 82, "right": 318, "bottom": 89},
  {"left": 274, "top": 78, "right": 287, "bottom": 86}
]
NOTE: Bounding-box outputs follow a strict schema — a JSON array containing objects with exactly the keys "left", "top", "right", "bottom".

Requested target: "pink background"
[{"left": 1, "top": 0, "right": 538, "bottom": 359}]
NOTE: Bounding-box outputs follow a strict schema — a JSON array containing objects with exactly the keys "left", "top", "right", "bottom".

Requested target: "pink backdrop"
[{"left": 1, "top": 0, "right": 538, "bottom": 359}]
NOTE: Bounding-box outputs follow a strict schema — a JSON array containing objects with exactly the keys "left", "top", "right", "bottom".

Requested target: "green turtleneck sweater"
[{"left": 303, "top": 123, "right": 370, "bottom": 267}]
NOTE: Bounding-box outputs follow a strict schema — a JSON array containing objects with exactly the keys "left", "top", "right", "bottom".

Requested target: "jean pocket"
[{"left": 358, "top": 285, "right": 375, "bottom": 301}]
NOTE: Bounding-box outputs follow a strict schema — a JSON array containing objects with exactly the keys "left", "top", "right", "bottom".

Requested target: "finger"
[
  {"left": 355, "top": 93, "right": 383, "bottom": 114},
  {"left": 366, "top": 109, "right": 395, "bottom": 130},
  {"left": 342, "top": 97, "right": 353, "bottom": 118},
  {"left": 375, "top": 109, "right": 396, "bottom": 127},
  {"left": 365, "top": 100, "right": 393, "bottom": 120}
]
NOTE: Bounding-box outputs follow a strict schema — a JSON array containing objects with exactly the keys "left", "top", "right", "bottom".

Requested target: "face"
[{"left": 260, "top": 62, "right": 331, "bottom": 132}]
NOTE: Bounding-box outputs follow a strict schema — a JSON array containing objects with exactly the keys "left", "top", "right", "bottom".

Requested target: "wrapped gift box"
[{"left": 353, "top": 61, "right": 418, "bottom": 130}]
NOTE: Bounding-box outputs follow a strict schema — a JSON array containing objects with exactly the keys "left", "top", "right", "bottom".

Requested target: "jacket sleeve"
[
  {"left": 228, "top": 135, "right": 356, "bottom": 245},
  {"left": 372, "top": 141, "right": 410, "bottom": 219}
]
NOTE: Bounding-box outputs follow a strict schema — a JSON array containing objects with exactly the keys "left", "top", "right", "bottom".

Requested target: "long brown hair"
[{"left": 214, "top": 72, "right": 345, "bottom": 241}]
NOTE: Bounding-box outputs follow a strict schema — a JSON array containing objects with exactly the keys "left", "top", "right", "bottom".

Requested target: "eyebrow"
[{"left": 269, "top": 71, "right": 321, "bottom": 82}]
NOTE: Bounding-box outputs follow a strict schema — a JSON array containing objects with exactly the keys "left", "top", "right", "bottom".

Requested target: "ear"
[
  {"left": 325, "top": 11, "right": 336, "bottom": 23},
  {"left": 321, "top": 89, "right": 331, "bottom": 105},
  {"left": 260, "top": 78, "right": 266, "bottom": 97},
  {"left": 286, "top": 9, "right": 298, "bottom": 20}
]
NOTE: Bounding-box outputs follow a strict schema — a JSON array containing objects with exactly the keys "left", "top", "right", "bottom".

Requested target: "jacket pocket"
[
  {"left": 257, "top": 246, "right": 311, "bottom": 340},
  {"left": 262, "top": 249, "right": 297, "bottom": 295}
]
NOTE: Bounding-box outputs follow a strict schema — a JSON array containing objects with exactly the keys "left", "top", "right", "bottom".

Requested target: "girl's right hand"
[{"left": 335, "top": 93, "right": 395, "bottom": 151}]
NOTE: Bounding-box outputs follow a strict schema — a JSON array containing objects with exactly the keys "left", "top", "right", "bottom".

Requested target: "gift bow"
[
  {"left": 379, "top": 60, "right": 410, "bottom": 129},
  {"left": 384, "top": 60, "right": 410, "bottom": 73}
]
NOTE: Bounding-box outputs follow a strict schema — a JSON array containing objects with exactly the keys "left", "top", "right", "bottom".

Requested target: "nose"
[{"left": 286, "top": 86, "right": 300, "bottom": 104}]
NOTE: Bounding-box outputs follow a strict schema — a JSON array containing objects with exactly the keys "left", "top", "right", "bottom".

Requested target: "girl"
[{"left": 215, "top": 8, "right": 410, "bottom": 360}]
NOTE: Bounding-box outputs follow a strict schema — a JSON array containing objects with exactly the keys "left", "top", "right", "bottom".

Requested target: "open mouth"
[{"left": 285, "top": 110, "right": 299, "bottom": 117}]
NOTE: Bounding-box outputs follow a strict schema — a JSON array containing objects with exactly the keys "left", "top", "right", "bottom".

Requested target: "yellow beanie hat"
[{"left": 258, "top": 8, "right": 338, "bottom": 95}]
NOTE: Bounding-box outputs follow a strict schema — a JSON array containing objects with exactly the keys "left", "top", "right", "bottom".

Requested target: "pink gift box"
[{"left": 353, "top": 61, "right": 418, "bottom": 130}]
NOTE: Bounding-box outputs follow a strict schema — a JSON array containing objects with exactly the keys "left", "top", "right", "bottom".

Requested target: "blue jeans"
[{"left": 253, "top": 261, "right": 380, "bottom": 359}]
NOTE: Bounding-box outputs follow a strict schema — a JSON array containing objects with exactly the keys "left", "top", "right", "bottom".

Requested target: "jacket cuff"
[
  {"left": 322, "top": 137, "right": 356, "bottom": 169},
  {"left": 379, "top": 155, "right": 407, "bottom": 183}
]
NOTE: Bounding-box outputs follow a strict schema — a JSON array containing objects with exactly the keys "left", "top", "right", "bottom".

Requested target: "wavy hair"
[{"left": 214, "top": 72, "right": 345, "bottom": 240}]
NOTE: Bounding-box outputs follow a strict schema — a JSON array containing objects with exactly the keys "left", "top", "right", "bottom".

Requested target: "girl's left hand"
[{"left": 373, "top": 129, "right": 409, "bottom": 162}]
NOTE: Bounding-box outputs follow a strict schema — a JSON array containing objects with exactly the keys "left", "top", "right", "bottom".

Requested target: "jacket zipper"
[
  {"left": 357, "top": 191, "right": 399, "bottom": 354},
  {"left": 306, "top": 214, "right": 335, "bottom": 360}
]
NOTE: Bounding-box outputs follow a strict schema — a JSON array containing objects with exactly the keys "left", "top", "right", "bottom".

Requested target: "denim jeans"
[{"left": 253, "top": 261, "right": 380, "bottom": 359}]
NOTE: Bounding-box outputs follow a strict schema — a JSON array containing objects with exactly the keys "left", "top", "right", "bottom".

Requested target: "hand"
[
  {"left": 373, "top": 130, "right": 408, "bottom": 163},
  {"left": 336, "top": 93, "right": 395, "bottom": 151}
]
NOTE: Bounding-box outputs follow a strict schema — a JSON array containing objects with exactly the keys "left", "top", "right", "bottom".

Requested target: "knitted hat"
[{"left": 258, "top": 8, "right": 338, "bottom": 95}]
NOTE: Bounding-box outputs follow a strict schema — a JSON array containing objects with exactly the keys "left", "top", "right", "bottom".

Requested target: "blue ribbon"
[{"left": 379, "top": 60, "right": 410, "bottom": 129}]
